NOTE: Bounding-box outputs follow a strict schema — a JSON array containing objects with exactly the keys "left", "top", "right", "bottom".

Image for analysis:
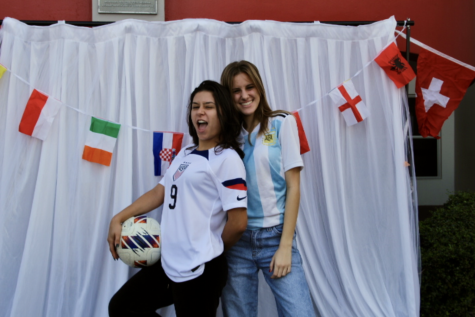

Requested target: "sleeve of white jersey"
[
  {"left": 212, "top": 150, "right": 247, "bottom": 212},
  {"left": 279, "top": 115, "right": 304, "bottom": 172}
]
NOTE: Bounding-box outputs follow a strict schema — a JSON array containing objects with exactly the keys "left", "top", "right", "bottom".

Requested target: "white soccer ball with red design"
[{"left": 117, "top": 216, "right": 161, "bottom": 268}]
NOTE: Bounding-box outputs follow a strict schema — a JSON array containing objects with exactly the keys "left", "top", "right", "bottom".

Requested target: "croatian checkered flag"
[
  {"left": 153, "top": 132, "right": 184, "bottom": 176},
  {"left": 329, "top": 79, "right": 369, "bottom": 126}
]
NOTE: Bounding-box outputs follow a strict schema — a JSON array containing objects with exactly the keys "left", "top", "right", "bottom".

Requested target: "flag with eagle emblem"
[{"left": 375, "top": 42, "right": 415, "bottom": 89}]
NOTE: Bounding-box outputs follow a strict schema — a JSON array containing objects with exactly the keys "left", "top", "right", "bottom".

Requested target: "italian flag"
[
  {"left": 82, "top": 117, "right": 121, "bottom": 166},
  {"left": 19, "top": 89, "right": 63, "bottom": 141}
]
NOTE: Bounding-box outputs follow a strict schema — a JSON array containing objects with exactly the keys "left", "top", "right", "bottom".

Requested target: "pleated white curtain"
[{"left": 0, "top": 16, "right": 420, "bottom": 317}]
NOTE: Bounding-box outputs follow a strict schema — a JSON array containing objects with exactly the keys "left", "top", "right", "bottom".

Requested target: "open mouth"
[
  {"left": 240, "top": 100, "right": 252, "bottom": 107},
  {"left": 197, "top": 120, "right": 208, "bottom": 132}
]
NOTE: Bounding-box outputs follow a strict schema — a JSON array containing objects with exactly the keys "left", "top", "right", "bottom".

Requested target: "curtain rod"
[{"left": 0, "top": 20, "right": 414, "bottom": 27}]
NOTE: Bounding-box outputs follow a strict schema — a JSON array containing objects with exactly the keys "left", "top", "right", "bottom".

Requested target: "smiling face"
[
  {"left": 191, "top": 91, "right": 221, "bottom": 150},
  {"left": 232, "top": 72, "right": 261, "bottom": 123}
]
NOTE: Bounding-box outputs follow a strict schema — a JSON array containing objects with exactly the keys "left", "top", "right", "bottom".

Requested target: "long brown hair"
[
  {"left": 220, "top": 60, "right": 289, "bottom": 137},
  {"left": 186, "top": 80, "right": 244, "bottom": 159}
]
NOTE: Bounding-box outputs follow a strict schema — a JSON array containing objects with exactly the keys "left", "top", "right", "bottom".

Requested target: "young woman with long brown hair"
[{"left": 220, "top": 61, "right": 314, "bottom": 317}]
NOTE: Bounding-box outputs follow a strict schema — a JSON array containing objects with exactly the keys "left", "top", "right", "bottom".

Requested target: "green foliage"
[{"left": 420, "top": 191, "right": 475, "bottom": 317}]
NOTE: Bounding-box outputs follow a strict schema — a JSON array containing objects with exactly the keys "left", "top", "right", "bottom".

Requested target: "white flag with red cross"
[{"left": 329, "top": 80, "right": 369, "bottom": 126}]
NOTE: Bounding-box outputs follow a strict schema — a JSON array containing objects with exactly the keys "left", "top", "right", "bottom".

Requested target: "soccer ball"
[{"left": 117, "top": 215, "right": 161, "bottom": 268}]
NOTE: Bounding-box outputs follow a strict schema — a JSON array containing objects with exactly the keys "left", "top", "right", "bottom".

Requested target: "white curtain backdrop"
[{"left": 0, "top": 16, "right": 420, "bottom": 317}]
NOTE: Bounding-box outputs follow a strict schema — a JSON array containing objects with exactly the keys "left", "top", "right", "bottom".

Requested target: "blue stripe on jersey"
[
  {"left": 243, "top": 131, "right": 264, "bottom": 228},
  {"left": 222, "top": 178, "right": 247, "bottom": 190},
  {"left": 268, "top": 120, "right": 287, "bottom": 224}
]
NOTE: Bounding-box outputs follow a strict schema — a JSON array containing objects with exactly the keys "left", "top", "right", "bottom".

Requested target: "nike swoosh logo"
[{"left": 237, "top": 196, "right": 247, "bottom": 201}]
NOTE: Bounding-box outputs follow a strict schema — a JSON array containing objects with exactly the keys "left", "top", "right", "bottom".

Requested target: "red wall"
[
  {"left": 1, "top": 0, "right": 474, "bottom": 65},
  {"left": 166, "top": 0, "right": 475, "bottom": 66},
  {"left": 0, "top": 0, "right": 91, "bottom": 21}
]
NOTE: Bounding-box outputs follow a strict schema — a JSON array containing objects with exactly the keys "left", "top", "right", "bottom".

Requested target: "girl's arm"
[
  {"left": 270, "top": 167, "right": 301, "bottom": 278},
  {"left": 222, "top": 207, "right": 248, "bottom": 250},
  {"left": 107, "top": 183, "right": 165, "bottom": 260}
]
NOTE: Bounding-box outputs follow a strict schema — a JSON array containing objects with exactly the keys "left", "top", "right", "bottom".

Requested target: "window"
[{"left": 405, "top": 52, "right": 440, "bottom": 178}]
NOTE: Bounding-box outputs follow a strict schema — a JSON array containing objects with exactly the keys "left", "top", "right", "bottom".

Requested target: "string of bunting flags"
[
  {"left": 292, "top": 24, "right": 409, "bottom": 124},
  {"left": 1, "top": 24, "right": 474, "bottom": 175}
]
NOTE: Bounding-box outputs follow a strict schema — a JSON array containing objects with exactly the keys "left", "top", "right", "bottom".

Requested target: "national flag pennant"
[
  {"left": 292, "top": 111, "right": 310, "bottom": 155},
  {"left": 0, "top": 64, "right": 7, "bottom": 79},
  {"left": 415, "top": 47, "right": 475, "bottom": 138},
  {"left": 82, "top": 117, "right": 121, "bottom": 166},
  {"left": 153, "top": 132, "right": 184, "bottom": 176},
  {"left": 329, "top": 80, "right": 369, "bottom": 126},
  {"left": 222, "top": 178, "right": 247, "bottom": 191},
  {"left": 375, "top": 42, "right": 416, "bottom": 88},
  {"left": 19, "top": 89, "right": 63, "bottom": 141}
]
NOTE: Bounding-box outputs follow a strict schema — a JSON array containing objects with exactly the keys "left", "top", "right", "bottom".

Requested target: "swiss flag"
[
  {"left": 329, "top": 79, "right": 369, "bottom": 126},
  {"left": 416, "top": 48, "right": 475, "bottom": 138},
  {"left": 375, "top": 42, "right": 416, "bottom": 88}
]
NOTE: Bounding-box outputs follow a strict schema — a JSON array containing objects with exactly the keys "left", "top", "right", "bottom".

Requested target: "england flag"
[{"left": 329, "top": 79, "right": 369, "bottom": 126}]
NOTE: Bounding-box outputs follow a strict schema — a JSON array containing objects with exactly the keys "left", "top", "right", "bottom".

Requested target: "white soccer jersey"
[
  {"left": 159, "top": 146, "right": 247, "bottom": 282},
  {"left": 240, "top": 114, "right": 303, "bottom": 229}
]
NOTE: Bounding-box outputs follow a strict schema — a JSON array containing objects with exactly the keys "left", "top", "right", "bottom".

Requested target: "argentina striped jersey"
[{"left": 241, "top": 114, "right": 303, "bottom": 229}]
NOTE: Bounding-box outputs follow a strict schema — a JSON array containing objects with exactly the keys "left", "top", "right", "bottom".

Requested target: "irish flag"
[
  {"left": 82, "top": 117, "right": 121, "bottom": 166},
  {"left": 19, "top": 89, "right": 63, "bottom": 141}
]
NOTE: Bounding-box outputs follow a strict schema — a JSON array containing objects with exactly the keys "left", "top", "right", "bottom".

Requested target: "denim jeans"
[{"left": 222, "top": 224, "right": 315, "bottom": 317}]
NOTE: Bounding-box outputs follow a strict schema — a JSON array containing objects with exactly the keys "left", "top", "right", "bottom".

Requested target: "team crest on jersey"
[
  {"left": 173, "top": 162, "right": 191, "bottom": 181},
  {"left": 263, "top": 129, "right": 276, "bottom": 146}
]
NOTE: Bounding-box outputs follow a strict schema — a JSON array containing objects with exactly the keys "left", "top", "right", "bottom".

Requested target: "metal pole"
[{"left": 406, "top": 18, "right": 411, "bottom": 95}]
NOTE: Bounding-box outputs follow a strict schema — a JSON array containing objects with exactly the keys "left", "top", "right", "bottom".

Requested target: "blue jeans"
[{"left": 222, "top": 224, "right": 315, "bottom": 317}]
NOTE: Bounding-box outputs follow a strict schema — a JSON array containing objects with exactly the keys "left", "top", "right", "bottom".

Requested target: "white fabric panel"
[
  {"left": 0, "top": 16, "right": 419, "bottom": 317},
  {"left": 85, "top": 130, "right": 118, "bottom": 153}
]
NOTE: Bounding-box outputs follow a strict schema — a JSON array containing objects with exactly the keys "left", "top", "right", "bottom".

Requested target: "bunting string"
[
  {"left": 1, "top": 24, "right": 410, "bottom": 134},
  {"left": 396, "top": 30, "right": 475, "bottom": 71},
  {"left": 0, "top": 62, "right": 185, "bottom": 135},
  {"left": 294, "top": 23, "right": 407, "bottom": 113}
]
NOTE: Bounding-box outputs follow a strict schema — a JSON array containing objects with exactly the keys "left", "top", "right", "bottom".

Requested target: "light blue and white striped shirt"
[{"left": 241, "top": 114, "right": 303, "bottom": 229}]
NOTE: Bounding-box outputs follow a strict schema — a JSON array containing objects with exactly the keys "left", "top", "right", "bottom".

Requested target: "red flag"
[
  {"left": 19, "top": 89, "right": 63, "bottom": 140},
  {"left": 415, "top": 48, "right": 475, "bottom": 138},
  {"left": 375, "top": 42, "right": 416, "bottom": 88},
  {"left": 292, "top": 111, "right": 310, "bottom": 155}
]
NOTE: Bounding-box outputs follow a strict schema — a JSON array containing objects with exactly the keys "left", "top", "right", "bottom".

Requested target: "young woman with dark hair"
[
  {"left": 107, "top": 80, "right": 247, "bottom": 317},
  {"left": 220, "top": 61, "right": 315, "bottom": 317}
]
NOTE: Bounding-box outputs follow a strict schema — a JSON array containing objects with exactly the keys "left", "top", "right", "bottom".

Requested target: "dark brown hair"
[{"left": 186, "top": 80, "right": 244, "bottom": 159}]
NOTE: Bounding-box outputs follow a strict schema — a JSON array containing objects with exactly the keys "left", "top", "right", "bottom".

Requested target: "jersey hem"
[
  {"left": 223, "top": 201, "right": 247, "bottom": 212},
  {"left": 164, "top": 264, "right": 205, "bottom": 283},
  {"left": 283, "top": 161, "right": 304, "bottom": 172}
]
